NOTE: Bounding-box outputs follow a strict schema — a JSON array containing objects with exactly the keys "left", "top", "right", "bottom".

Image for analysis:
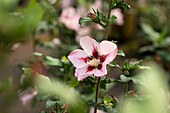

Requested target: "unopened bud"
[
  {"left": 123, "top": 70, "right": 129, "bottom": 75},
  {"left": 89, "top": 12, "right": 100, "bottom": 23},
  {"left": 112, "top": 96, "right": 118, "bottom": 106},
  {"left": 51, "top": 111, "right": 55, "bottom": 113},
  {"left": 128, "top": 90, "right": 134, "bottom": 96},
  {"left": 113, "top": 96, "right": 118, "bottom": 102}
]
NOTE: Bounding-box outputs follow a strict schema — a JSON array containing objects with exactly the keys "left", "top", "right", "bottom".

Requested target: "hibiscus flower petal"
[
  {"left": 80, "top": 36, "right": 100, "bottom": 56},
  {"left": 75, "top": 65, "right": 96, "bottom": 81},
  {"left": 94, "top": 63, "right": 107, "bottom": 77},
  {"left": 75, "top": 64, "right": 107, "bottom": 80},
  {"left": 100, "top": 41, "right": 118, "bottom": 64},
  {"left": 77, "top": 74, "right": 91, "bottom": 81},
  {"left": 68, "top": 49, "right": 89, "bottom": 68}
]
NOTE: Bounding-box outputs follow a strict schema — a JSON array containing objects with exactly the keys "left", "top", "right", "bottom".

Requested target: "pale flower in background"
[
  {"left": 19, "top": 88, "right": 38, "bottom": 105},
  {"left": 68, "top": 36, "right": 117, "bottom": 81},
  {"left": 20, "top": 74, "right": 26, "bottom": 85},
  {"left": 11, "top": 43, "right": 21, "bottom": 51},
  {"left": 60, "top": 7, "right": 80, "bottom": 31},
  {"left": 52, "top": 38, "right": 61, "bottom": 46},
  {"left": 111, "top": 8, "right": 124, "bottom": 26},
  {"left": 90, "top": 0, "right": 102, "bottom": 11},
  {"left": 76, "top": 26, "right": 91, "bottom": 43},
  {"left": 77, "top": 5, "right": 87, "bottom": 17},
  {"left": 60, "top": 0, "right": 74, "bottom": 8}
]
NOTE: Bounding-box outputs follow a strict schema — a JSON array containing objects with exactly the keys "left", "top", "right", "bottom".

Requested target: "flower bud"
[
  {"left": 154, "top": 55, "right": 161, "bottom": 62},
  {"left": 123, "top": 70, "right": 129, "bottom": 75},
  {"left": 89, "top": 12, "right": 100, "bottom": 23},
  {"left": 128, "top": 90, "right": 134, "bottom": 96},
  {"left": 112, "top": 96, "right": 118, "bottom": 106},
  {"left": 51, "top": 111, "right": 55, "bottom": 113}
]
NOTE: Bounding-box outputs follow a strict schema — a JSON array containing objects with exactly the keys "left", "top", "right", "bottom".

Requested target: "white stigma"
[{"left": 87, "top": 59, "right": 100, "bottom": 66}]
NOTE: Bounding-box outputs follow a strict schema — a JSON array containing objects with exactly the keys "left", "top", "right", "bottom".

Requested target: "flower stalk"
[
  {"left": 94, "top": 1, "right": 113, "bottom": 112},
  {"left": 94, "top": 77, "right": 101, "bottom": 113},
  {"left": 105, "top": 0, "right": 113, "bottom": 40},
  {"left": 64, "top": 70, "right": 69, "bottom": 83},
  {"left": 124, "top": 83, "right": 128, "bottom": 96}
]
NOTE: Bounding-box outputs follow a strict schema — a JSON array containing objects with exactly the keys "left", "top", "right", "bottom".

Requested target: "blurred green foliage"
[
  {"left": 121, "top": 64, "right": 169, "bottom": 113},
  {"left": 0, "top": 0, "right": 42, "bottom": 52},
  {"left": 35, "top": 75, "right": 86, "bottom": 113}
]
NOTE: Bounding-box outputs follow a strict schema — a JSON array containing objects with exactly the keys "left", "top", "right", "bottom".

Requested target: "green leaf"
[
  {"left": 24, "top": 0, "right": 43, "bottom": 31},
  {"left": 36, "top": 20, "right": 49, "bottom": 32},
  {"left": 33, "top": 52, "right": 43, "bottom": 56},
  {"left": 108, "top": 61, "right": 120, "bottom": 68},
  {"left": 22, "top": 67, "right": 33, "bottom": 75},
  {"left": 138, "top": 66, "right": 151, "bottom": 70},
  {"left": 69, "top": 77, "right": 79, "bottom": 87},
  {"left": 93, "top": 9, "right": 106, "bottom": 22},
  {"left": 82, "top": 76, "right": 96, "bottom": 88},
  {"left": 112, "top": 41, "right": 118, "bottom": 44},
  {"left": 139, "top": 46, "right": 155, "bottom": 53},
  {"left": 141, "top": 23, "right": 160, "bottom": 42},
  {"left": 43, "top": 56, "right": 62, "bottom": 66},
  {"left": 40, "top": 111, "right": 46, "bottom": 113},
  {"left": 107, "top": 15, "right": 117, "bottom": 21},
  {"left": 100, "top": 78, "right": 112, "bottom": 90},
  {"left": 79, "top": 17, "right": 92, "bottom": 25},
  {"left": 42, "top": 42, "right": 56, "bottom": 48},
  {"left": 159, "top": 37, "right": 170, "bottom": 47},
  {"left": 45, "top": 99, "right": 58, "bottom": 108},
  {"left": 33, "top": 52, "right": 62, "bottom": 66},
  {"left": 121, "top": 59, "right": 151, "bottom": 75},
  {"left": 120, "top": 75, "right": 131, "bottom": 83},
  {"left": 117, "top": 50, "right": 125, "bottom": 57},
  {"left": 157, "top": 27, "right": 167, "bottom": 43},
  {"left": 103, "top": 95, "right": 113, "bottom": 107},
  {"left": 99, "top": 23, "right": 106, "bottom": 28},
  {"left": 129, "top": 60, "right": 143, "bottom": 67},
  {"left": 92, "top": 8, "right": 97, "bottom": 14},
  {"left": 157, "top": 50, "right": 170, "bottom": 61},
  {"left": 128, "top": 60, "right": 143, "bottom": 72}
]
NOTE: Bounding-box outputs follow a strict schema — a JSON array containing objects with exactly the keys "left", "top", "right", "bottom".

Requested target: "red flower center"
[
  {"left": 92, "top": 49, "right": 99, "bottom": 59},
  {"left": 87, "top": 66, "right": 95, "bottom": 72},
  {"left": 97, "top": 64, "right": 102, "bottom": 70}
]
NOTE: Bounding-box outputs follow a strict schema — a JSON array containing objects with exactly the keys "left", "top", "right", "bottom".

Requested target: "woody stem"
[
  {"left": 124, "top": 83, "right": 128, "bottom": 96},
  {"left": 105, "top": 0, "right": 113, "bottom": 40},
  {"left": 94, "top": 77, "right": 101, "bottom": 113}
]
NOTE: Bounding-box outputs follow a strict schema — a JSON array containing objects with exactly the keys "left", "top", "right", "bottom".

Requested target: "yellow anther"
[{"left": 87, "top": 59, "right": 100, "bottom": 67}]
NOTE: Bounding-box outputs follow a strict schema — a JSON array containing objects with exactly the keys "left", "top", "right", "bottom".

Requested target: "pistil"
[{"left": 87, "top": 59, "right": 100, "bottom": 67}]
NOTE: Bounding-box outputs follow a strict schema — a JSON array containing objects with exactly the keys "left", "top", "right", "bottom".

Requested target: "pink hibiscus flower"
[
  {"left": 60, "top": 7, "right": 80, "bottom": 31},
  {"left": 19, "top": 88, "right": 38, "bottom": 105},
  {"left": 68, "top": 36, "right": 118, "bottom": 81},
  {"left": 90, "top": 0, "right": 102, "bottom": 12},
  {"left": 111, "top": 8, "right": 124, "bottom": 26}
]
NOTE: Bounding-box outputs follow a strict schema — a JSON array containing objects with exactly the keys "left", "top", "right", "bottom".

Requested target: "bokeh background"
[{"left": 0, "top": 0, "right": 169, "bottom": 113}]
